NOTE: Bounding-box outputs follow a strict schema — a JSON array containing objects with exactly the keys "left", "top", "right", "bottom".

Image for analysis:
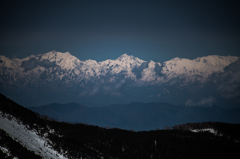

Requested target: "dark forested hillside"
[{"left": 1, "top": 93, "right": 240, "bottom": 159}]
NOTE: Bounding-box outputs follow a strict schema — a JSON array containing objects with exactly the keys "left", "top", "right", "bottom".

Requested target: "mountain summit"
[
  {"left": 117, "top": 53, "right": 132, "bottom": 60},
  {"left": 116, "top": 53, "right": 143, "bottom": 62}
]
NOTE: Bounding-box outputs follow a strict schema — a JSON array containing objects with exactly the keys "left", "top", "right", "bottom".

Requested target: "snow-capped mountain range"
[
  {"left": 0, "top": 51, "right": 239, "bottom": 107},
  {"left": 1, "top": 50, "right": 238, "bottom": 84}
]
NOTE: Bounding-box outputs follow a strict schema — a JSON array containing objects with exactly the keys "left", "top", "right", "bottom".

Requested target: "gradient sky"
[{"left": 1, "top": 0, "right": 240, "bottom": 62}]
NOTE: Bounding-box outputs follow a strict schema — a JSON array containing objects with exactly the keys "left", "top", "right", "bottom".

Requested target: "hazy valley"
[{"left": 29, "top": 102, "right": 240, "bottom": 131}]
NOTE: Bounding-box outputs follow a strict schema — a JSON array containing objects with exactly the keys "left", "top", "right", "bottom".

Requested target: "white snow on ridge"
[
  {"left": 190, "top": 128, "right": 223, "bottom": 136},
  {"left": 1, "top": 51, "right": 239, "bottom": 86},
  {"left": 0, "top": 55, "right": 20, "bottom": 69},
  {"left": 37, "top": 51, "right": 82, "bottom": 70},
  {"left": 162, "top": 55, "right": 239, "bottom": 82},
  {"left": 141, "top": 61, "right": 158, "bottom": 82},
  {"left": 0, "top": 113, "right": 67, "bottom": 159},
  {"left": 0, "top": 146, "right": 18, "bottom": 158},
  {"left": 191, "top": 128, "right": 216, "bottom": 134}
]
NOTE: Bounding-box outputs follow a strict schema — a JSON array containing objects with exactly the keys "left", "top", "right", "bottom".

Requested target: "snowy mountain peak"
[
  {"left": 116, "top": 53, "right": 142, "bottom": 61},
  {"left": 0, "top": 55, "right": 16, "bottom": 68},
  {"left": 161, "top": 55, "right": 239, "bottom": 83},
  {"left": 193, "top": 55, "right": 239, "bottom": 67},
  {"left": 117, "top": 53, "right": 133, "bottom": 60},
  {"left": 41, "top": 51, "right": 72, "bottom": 61},
  {"left": 39, "top": 51, "right": 81, "bottom": 70},
  {"left": 116, "top": 53, "right": 145, "bottom": 64}
]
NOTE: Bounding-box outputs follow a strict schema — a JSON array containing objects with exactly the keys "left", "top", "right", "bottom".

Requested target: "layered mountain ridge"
[
  {"left": 29, "top": 102, "right": 240, "bottom": 131},
  {"left": 0, "top": 51, "right": 239, "bottom": 107}
]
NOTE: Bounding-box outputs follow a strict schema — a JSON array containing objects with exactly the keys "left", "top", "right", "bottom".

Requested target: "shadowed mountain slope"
[{"left": 1, "top": 94, "right": 240, "bottom": 158}]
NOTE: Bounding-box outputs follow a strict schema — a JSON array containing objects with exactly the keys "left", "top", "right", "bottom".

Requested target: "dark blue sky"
[{"left": 1, "top": 0, "right": 240, "bottom": 62}]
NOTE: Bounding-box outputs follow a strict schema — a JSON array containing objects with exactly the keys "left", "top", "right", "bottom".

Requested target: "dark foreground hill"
[
  {"left": 30, "top": 102, "right": 240, "bottom": 131},
  {"left": 1, "top": 94, "right": 240, "bottom": 159}
]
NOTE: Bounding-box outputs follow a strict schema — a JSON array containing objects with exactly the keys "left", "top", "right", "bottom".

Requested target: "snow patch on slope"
[
  {"left": 0, "top": 113, "right": 67, "bottom": 159},
  {"left": 190, "top": 128, "right": 223, "bottom": 136},
  {"left": 0, "top": 146, "right": 18, "bottom": 159}
]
